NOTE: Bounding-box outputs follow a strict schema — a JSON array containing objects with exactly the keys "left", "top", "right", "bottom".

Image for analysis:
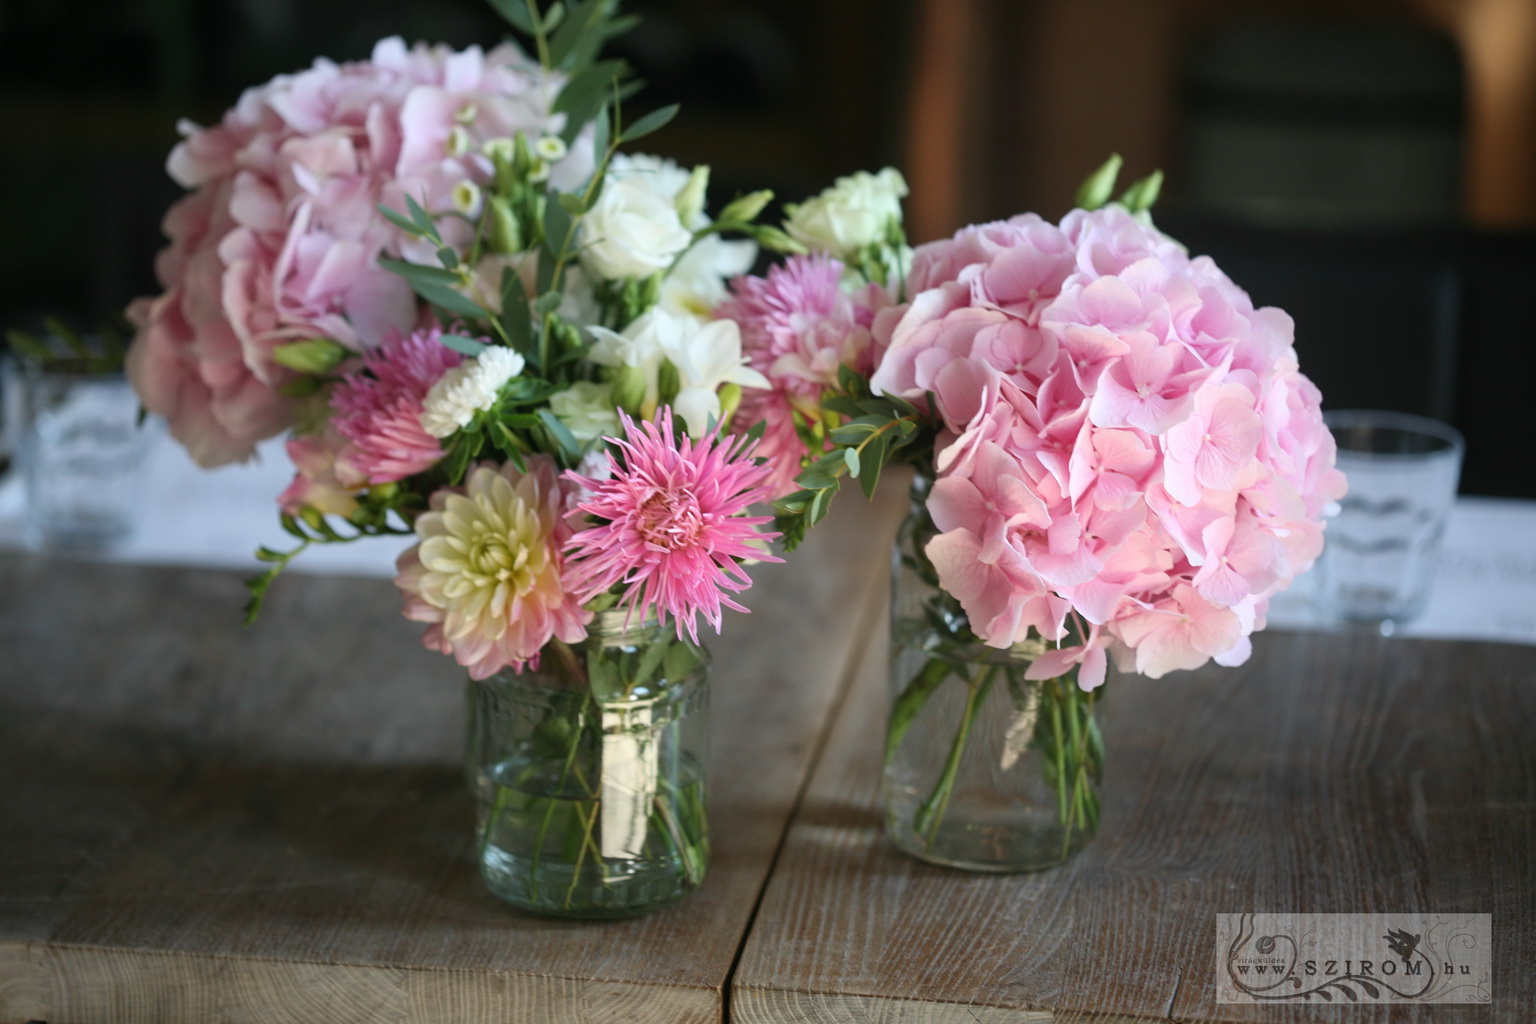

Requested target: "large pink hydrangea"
[
  {"left": 129, "top": 37, "right": 591, "bottom": 466},
  {"left": 872, "top": 206, "right": 1346, "bottom": 685},
  {"left": 717, "top": 254, "right": 891, "bottom": 498}
]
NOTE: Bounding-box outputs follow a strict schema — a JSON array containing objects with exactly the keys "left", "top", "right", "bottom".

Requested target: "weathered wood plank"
[
  {"left": 0, "top": 482, "right": 905, "bottom": 1024},
  {"left": 736, "top": 615, "right": 1536, "bottom": 1023}
]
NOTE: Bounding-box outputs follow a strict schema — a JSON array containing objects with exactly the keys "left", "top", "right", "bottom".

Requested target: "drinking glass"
[
  {"left": 1315, "top": 410, "right": 1463, "bottom": 635},
  {"left": 17, "top": 363, "right": 151, "bottom": 551}
]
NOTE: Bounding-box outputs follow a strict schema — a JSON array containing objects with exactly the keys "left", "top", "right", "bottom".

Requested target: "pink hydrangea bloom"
[
  {"left": 872, "top": 206, "right": 1346, "bottom": 681},
  {"left": 395, "top": 456, "right": 591, "bottom": 678},
  {"left": 130, "top": 37, "right": 591, "bottom": 465},
  {"left": 330, "top": 326, "right": 464, "bottom": 483},
  {"left": 716, "top": 254, "right": 890, "bottom": 498},
  {"left": 563, "top": 408, "right": 781, "bottom": 641}
]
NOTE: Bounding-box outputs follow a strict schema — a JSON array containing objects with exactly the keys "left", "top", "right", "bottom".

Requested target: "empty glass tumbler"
[{"left": 1316, "top": 410, "right": 1463, "bottom": 634}]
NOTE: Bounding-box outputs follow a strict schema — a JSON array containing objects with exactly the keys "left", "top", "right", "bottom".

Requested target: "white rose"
[
  {"left": 784, "top": 167, "right": 908, "bottom": 257},
  {"left": 548, "top": 381, "right": 622, "bottom": 443},
  {"left": 609, "top": 153, "right": 694, "bottom": 210},
  {"left": 580, "top": 153, "right": 699, "bottom": 281}
]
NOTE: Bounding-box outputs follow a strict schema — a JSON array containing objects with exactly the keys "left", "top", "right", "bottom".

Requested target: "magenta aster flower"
[
  {"left": 330, "top": 327, "right": 464, "bottom": 483},
  {"left": 563, "top": 408, "right": 781, "bottom": 641}
]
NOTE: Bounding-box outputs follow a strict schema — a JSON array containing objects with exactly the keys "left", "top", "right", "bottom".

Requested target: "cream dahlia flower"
[{"left": 395, "top": 456, "right": 590, "bottom": 677}]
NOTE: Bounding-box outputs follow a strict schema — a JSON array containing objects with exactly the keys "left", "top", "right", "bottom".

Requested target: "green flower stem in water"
[
  {"left": 890, "top": 653, "right": 1103, "bottom": 862},
  {"left": 913, "top": 664, "right": 995, "bottom": 842}
]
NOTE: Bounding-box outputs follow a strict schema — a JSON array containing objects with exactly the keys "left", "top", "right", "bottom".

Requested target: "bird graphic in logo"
[{"left": 1384, "top": 928, "right": 1421, "bottom": 967}]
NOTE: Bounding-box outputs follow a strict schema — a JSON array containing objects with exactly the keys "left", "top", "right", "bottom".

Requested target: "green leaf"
[
  {"left": 436, "top": 245, "right": 460, "bottom": 270},
  {"left": 586, "top": 649, "right": 623, "bottom": 701},
  {"left": 376, "top": 203, "right": 424, "bottom": 236},
  {"left": 542, "top": 193, "right": 574, "bottom": 264},
  {"left": 412, "top": 279, "right": 487, "bottom": 318},
  {"left": 557, "top": 191, "right": 586, "bottom": 215},
  {"left": 43, "top": 316, "right": 89, "bottom": 357},
  {"left": 1074, "top": 153, "right": 1123, "bottom": 211},
  {"left": 842, "top": 446, "right": 861, "bottom": 477},
  {"left": 541, "top": 0, "right": 566, "bottom": 32},
  {"left": 538, "top": 409, "right": 582, "bottom": 461},
  {"left": 486, "top": 0, "right": 538, "bottom": 34},
  {"left": 632, "top": 635, "right": 670, "bottom": 688},
  {"left": 808, "top": 486, "right": 832, "bottom": 524},
  {"left": 591, "top": 101, "right": 611, "bottom": 159},
  {"left": 5, "top": 329, "right": 52, "bottom": 362},
  {"left": 499, "top": 267, "right": 533, "bottom": 352},
  {"left": 662, "top": 639, "right": 700, "bottom": 683},
  {"left": 553, "top": 59, "right": 628, "bottom": 143},
  {"left": 377, "top": 258, "right": 461, "bottom": 285},
  {"left": 548, "top": 0, "right": 607, "bottom": 70},
  {"left": 439, "top": 333, "right": 488, "bottom": 357},
  {"left": 403, "top": 194, "right": 440, "bottom": 238},
  {"left": 618, "top": 103, "right": 678, "bottom": 143},
  {"left": 276, "top": 377, "right": 326, "bottom": 398},
  {"left": 860, "top": 437, "right": 887, "bottom": 500}
]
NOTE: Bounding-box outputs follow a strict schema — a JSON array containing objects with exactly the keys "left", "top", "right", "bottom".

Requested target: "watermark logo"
[{"left": 1216, "top": 913, "right": 1491, "bottom": 1004}]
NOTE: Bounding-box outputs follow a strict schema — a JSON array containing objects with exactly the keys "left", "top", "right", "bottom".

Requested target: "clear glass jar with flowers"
[{"left": 123, "top": 0, "right": 895, "bottom": 917}]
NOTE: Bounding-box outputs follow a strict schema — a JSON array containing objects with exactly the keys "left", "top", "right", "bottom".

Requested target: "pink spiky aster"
[
  {"left": 330, "top": 326, "right": 464, "bottom": 483},
  {"left": 563, "top": 408, "right": 781, "bottom": 641},
  {"left": 716, "top": 253, "right": 888, "bottom": 498}
]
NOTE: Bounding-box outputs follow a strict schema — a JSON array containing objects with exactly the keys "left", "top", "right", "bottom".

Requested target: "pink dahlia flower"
[
  {"left": 872, "top": 205, "right": 1346, "bottom": 681},
  {"left": 330, "top": 326, "right": 464, "bottom": 483},
  {"left": 130, "top": 37, "right": 591, "bottom": 465},
  {"left": 395, "top": 456, "right": 591, "bottom": 678},
  {"left": 563, "top": 408, "right": 781, "bottom": 641},
  {"left": 716, "top": 254, "right": 890, "bottom": 498}
]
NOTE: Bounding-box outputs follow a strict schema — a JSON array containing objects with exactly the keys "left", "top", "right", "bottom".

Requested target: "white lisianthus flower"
[
  {"left": 420, "top": 346, "right": 525, "bottom": 438},
  {"left": 579, "top": 153, "right": 698, "bottom": 281},
  {"left": 548, "top": 381, "right": 623, "bottom": 443},
  {"left": 587, "top": 308, "right": 769, "bottom": 437},
  {"left": 784, "top": 167, "right": 908, "bottom": 257}
]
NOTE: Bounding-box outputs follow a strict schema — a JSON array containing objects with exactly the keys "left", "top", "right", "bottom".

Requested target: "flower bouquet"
[
  {"left": 122, "top": 0, "right": 902, "bottom": 916},
  {"left": 768, "top": 157, "right": 1347, "bottom": 870}
]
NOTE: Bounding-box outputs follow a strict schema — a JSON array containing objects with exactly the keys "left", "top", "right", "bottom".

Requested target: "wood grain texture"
[
  {"left": 735, "top": 616, "right": 1536, "bottom": 1023},
  {"left": 0, "top": 481, "right": 907, "bottom": 1024}
]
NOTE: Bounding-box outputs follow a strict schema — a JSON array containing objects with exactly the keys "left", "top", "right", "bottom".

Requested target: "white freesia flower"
[
  {"left": 587, "top": 308, "right": 769, "bottom": 437},
  {"left": 420, "top": 346, "right": 525, "bottom": 438},
  {"left": 579, "top": 153, "right": 697, "bottom": 280},
  {"left": 548, "top": 381, "right": 622, "bottom": 443},
  {"left": 659, "top": 233, "right": 757, "bottom": 324},
  {"left": 784, "top": 167, "right": 908, "bottom": 257}
]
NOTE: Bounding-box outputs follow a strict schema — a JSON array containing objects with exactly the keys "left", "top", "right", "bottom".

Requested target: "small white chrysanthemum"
[{"left": 420, "top": 346, "right": 525, "bottom": 438}]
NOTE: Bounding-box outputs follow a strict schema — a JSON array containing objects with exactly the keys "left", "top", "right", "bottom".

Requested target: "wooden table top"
[{"left": 2, "top": 483, "right": 1532, "bottom": 1023}]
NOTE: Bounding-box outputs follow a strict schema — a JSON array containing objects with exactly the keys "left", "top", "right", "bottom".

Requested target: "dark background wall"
[{"left": 2, "top": 0, "right": 1532, "bottom": 496}]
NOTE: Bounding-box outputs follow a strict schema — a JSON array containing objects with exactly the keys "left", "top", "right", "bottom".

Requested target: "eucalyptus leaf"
[
  {"left": 439, "top": 334, "right": 488, "bottom": 357},
  {"left": 618, "top": 103, "right": 678, "bottom": 144}
]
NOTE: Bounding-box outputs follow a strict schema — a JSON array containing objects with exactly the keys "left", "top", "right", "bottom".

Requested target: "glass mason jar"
[
  {"left": 882, "top": 482, "right": 1104, "bottom": 872},
  {"left": 466, "top": 612, "right": 710, "bottom": 918}
]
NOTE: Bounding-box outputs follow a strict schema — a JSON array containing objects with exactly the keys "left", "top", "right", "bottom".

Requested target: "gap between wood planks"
[{"left": 720, "top": 558, "right": 891, "bottom": 1024}]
